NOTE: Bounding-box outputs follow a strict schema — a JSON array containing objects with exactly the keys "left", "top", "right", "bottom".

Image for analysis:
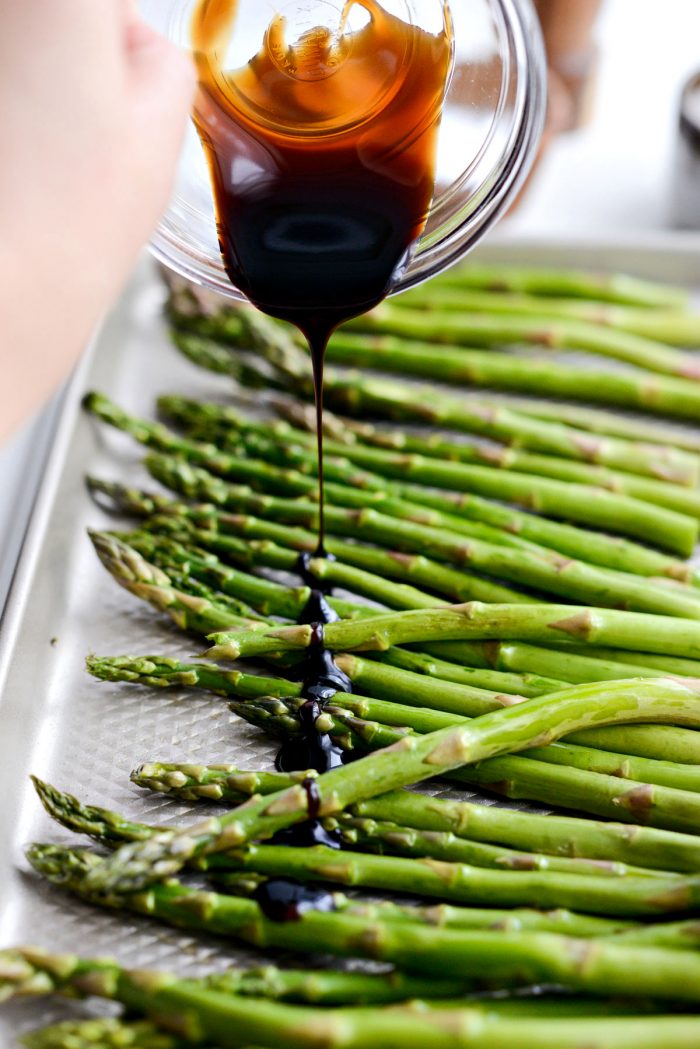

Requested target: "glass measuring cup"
[{"left": 141, "top": 0, "right": 547, "bottom": 299}]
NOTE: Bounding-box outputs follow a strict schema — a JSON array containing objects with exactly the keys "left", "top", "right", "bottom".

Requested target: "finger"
[{"left": 124, "top": 19, "right": 196, "bottom": 216}]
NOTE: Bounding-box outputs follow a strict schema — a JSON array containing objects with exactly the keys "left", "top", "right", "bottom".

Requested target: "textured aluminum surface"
[{"left": 1, "top": 237, "right": 699, "bottom": 1041}]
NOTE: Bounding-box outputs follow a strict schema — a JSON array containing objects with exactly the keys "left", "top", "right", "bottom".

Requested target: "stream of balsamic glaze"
[
  {"left": 275, "top": 556, "right": 351, "bottom": 780},
  {"left": 191, "top": 0, "right": 451, "bottom": 920}
]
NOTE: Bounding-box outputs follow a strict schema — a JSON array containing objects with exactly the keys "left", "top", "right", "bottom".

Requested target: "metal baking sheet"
[{"left": 1, "top": 235, "right": 699, "bottom": 1041}]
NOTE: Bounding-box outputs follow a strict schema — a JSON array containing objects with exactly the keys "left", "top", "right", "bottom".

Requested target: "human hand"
[{"left": 0, "top": 1, "right": 195, "bottom": 441}]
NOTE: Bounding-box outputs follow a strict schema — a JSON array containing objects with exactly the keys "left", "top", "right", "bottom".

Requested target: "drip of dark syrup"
[
  {"left": 253, "top": 877, "right": 337, "bottom": 921},
  {"left": 274, "top": 582, "right": 351, "bottom": 775}
]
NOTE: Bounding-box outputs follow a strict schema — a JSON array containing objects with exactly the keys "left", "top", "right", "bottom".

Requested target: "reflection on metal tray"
[{"left": 1, "top": 236, "right": 699, "bottom": 1040}]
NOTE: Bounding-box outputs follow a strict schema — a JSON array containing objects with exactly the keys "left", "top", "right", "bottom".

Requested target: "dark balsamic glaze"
[
  {"left": 253, "top": 877, "right": 337, "bottom": 922},
  {"left": 274, "top": 583, "right": 351, "bottom": 777},
  {"left": 192, "top": 0, "right": 451, "bottom": 559},
  {"left": 269, "top": 777, "right": 342, "bottom": 849},
  {"left": 192, "top": 1, "right": 450, "bottom": 920}
]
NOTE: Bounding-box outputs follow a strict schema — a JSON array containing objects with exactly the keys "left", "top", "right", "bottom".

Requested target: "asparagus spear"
[
  {"left": 142, "top": 506, "right": 530, "bottom": 606},
  {"left": 3, "top": 945, "right": 475, "bottom": 1012},
  {"left": 394, "top": 286, "right": 700, "bottom": 345},
  {"left": 211, "top": 841, "right": 695, "bottom": 915},
  {"left": 332, "top": 402, "right": 700, "bottom": 492},
  {"left": 127, "top": 526, "right": 444, "bottom": 614},
  {"left": 466, "top": 640, "right": 700, "bottom": 689},
  {"left": 87, "top": 530, "right": 265, "bottom": 636},
  {"left": 345, "top": 305, "right": 700, "bottom": 379},
  {"left": 330, "top": 813, "right": 670, "bottom": 878},
  {"left": 545, "top": 643, "right": 700, "bottom": 677},
  {"left": 131, "top": 762, "right": 317, "bottom": 803},
  {"left": 87, "top": 475, "right": 529, "bottom": 606},
  {"left": 94, "top": 391, "right": 696, "bottom": 560},
  {"left": 27, "top": 849, "right": 700, "bottom": 1011},
  {"left": 161, "top": 389, "right": 700, "bottom": 492},
  {"left": 374, "top": 647, "right": 566, "bottom": 698},
  {"left": 333, "top": 654, "right": 700, "bottom": 767},
  {"left": 206, "top": 602, "right": 700, "bottom": 660},
  {"left": 488, "top": 396, "right": 700, "bottom": 453},
  {"left": 312, "top": 410, "right": 700, "bottom": 521},
  {"left": 89, "top": 652, "right": 700, "bottom": 767},
  {"left": 84, "top": 390, "right": 571, "bottom": 557},
  {"left": 431, "top": 264, "right": 689, "bottom": 308},
  {"left": 34, "top": 776, "right": 672, "bottom": 886},
  {"left": 326, "top": 329, "right": 700, "bottom": 474},
  {"left": 171, "top": 321, "right": 700, "bottom": 483},
  {"left": 145, "top": 455, "right": 700, "bottom": 611},
  {"left": 13, "top": 944, "right": 700, "bottom": 1049},
  {"left": 82, "top": 676, "right": 700, "bottom": 893},
  {"left": 117, "top": 530, "right": 384, "bottom": 621},
  {"left": 20, "top": 1018, "right": 192, "bottom": 1049},
  {"left": 127, "top": 757, "right": 700, "bottom": 874},
  {"left": 299, "top": 434, "right": 700, "bottom": 531},
  {"left": 144, "top": 438, "right": 700, "bottom": 564},
  {"left": 230, "top": 693, "right": 700, "bottom": 831},
  {"left": 159, "top": 397, "right": 699, "bottom": 579},
  {"left": 175, "top": 313, "right": 700, "bottom": 429}
]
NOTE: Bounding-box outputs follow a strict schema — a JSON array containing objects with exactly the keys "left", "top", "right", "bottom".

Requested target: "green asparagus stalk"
[
  {"left": 3, "top": 945, "right": 477, "bottom": 1012},
  {"left": 334, "top": 653, "right": 700, "bottom": 766},
  {"left": 143, "top": 507, "right": 530, "bottom": 606},
  {"left": 374, "top": 646, "right": 566, "bottom": 698},
  {"left": 34, "top": 775, "right": 674, "bottom": 888},
  {"left": 144, "top": 433, "right": 700, "bottom": 564},
  {"left": 131, "top": 762, "right": 317, "bottom": 803},
  {"left": 211, "top": 840, "right": 695, "bottom": 915},
  {"left": 89, "top": 651, "right": 700, "bottom": 767},
  {"left": 545, "top": 643, "right": 700, "bottom": 677},
  {"left": 161, "top": 389, "right": 700, "bottom": 492},
  {"left": 161, "top": 397, "right": 699, "bottom": 578},
  {"left": 129, "top": 525, "right": 445, "bottom": 614},
  {"left": 329, "top": 813, "right": 670, "bottom": 878},
  {"left": 322, "top": 393, "right": 700, "bottom": 477},
  {"left": 88, "top": 474, "right": 529, "bottom": 606},
  {"left": 466, "top": 640, "right": 700, "bottom": 689},
  {"left": 82, "top": 675, "right": 700, "bottom": 893},
  {"left": 230, "top": 692, "right": 700, "bottom": 829},
  {"left": 314, "top": 429, "right": 700, "bottom": 524},
  {"left": 146, "top": 455, "right": 700, "bottom": 611},
  {"left": 20, "top": 1018, "right": 192, "bottom": 1049},
  {"left": 125, "top": 756, "right": 700, "bottom": 873},
  {"left": 85, "top": 391, "right": 575, "bottom": 558},
  {"left": 394, "top": 286, "right": 700, "bottom": 345},
  {"left": 431, "top": 264, "right": 689, "bottom": 308},
  {"left": 94, "top": 391, "right": 692, "bottom": 561},
  {"left": 28, "top": 848, "right": 700, "bottom": 1013},
  {"left": 327, "top": 329, "right": 700, "bottom": 473},
  {"left": 311, "top": 409, "right": 700, "bottom": 521},
  {"left": 117, "top": 530, "right": 383, "bottom": 621},
  {"left": 332, "top": 705, "right": 700, "bottom": 835},
  {"left": 175, "top": 312, "right": 700, "bottom": 429},
  {"left": 353, "top": 792, "right": 700, "bottom": 872},
  {"left": 172, "top": 320, "right": 700, "bottom": 486},
  {"left": 206, "top": 601, "right": 700, "bottom": 660},
  {"left": 487, "top": 396, "right": 700, "bottom": 453},
  {"left": 13, "top": 942, "right": 700, "bottom": 1049},
  {"left": 344, "top": 305, "right": 700, "bottom": 379},
  {"left": 87, "top": 530, "right": 266, "bottom": 636},
  {"left": 298, "top": 432, "right": 700, "bottom": 532}
]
